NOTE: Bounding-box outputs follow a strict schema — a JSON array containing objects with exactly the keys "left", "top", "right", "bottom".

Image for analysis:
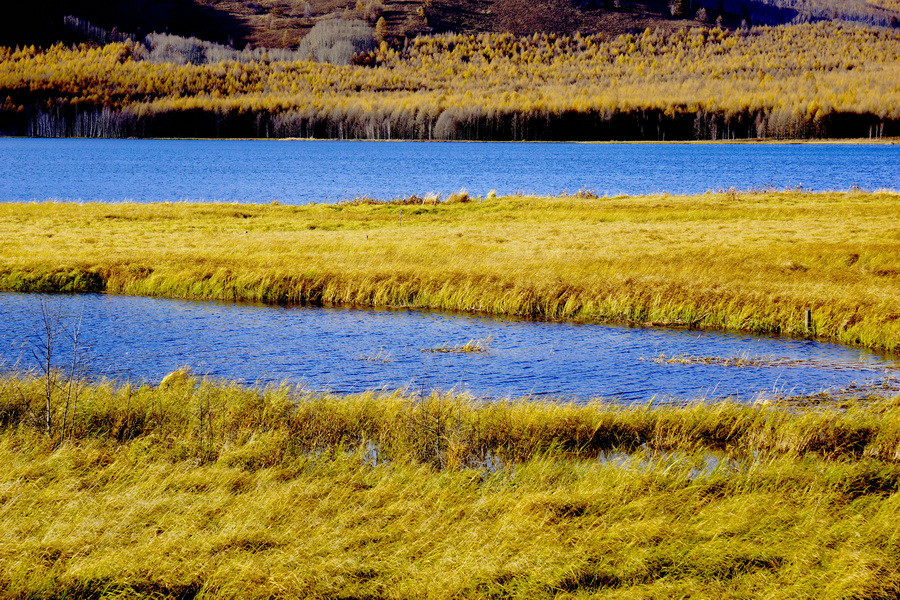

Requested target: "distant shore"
[
  {"left": 4, "top": 25, "right": 898, "bottom": 141},
  {"left": 4, "top": 135, "right": 899, "bottom": 144}
]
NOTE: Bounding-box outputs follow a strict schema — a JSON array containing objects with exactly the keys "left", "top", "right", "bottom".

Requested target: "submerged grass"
[
  {"left": 1, "top": 190, "right": 900, "bottom": 349},
  {"left": 650, "top": 352, "right": 898, "bottom": 371},
  {"left": 423, "top": 336, "right": 493, "bottom": 353},
  {"left": 4, "top": 375, "right": 900, "bottom": 598}
]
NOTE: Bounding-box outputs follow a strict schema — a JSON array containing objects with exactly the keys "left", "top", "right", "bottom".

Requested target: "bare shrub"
[
  {"left": 146, "top": 33, "right": 209, "bottom": 65},
  {"left": 298, "top": 19, "right": 376, "bottom": 65},
  {"left": 355, "top": 0, "right": 386, "bottom": 21},
  {"left": 145, "top": 33, "right": 309, "bottom": 65},
  {"left": 63, "top": 15, "right": 130, "bottom": 45}
]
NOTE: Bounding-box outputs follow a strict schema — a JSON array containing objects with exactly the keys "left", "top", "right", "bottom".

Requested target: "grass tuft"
[{"left": 423, "top": 336, "right": 493, "bottom": 353}]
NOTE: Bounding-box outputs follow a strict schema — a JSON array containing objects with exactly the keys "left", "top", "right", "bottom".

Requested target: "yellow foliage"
[{"left": 0, "top": 23, "right": 898, "bottom": 139}]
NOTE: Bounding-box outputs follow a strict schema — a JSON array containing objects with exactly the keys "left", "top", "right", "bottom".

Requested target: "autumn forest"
[{"left": 2, "top": 20, "right": 899, "bottom": 140}]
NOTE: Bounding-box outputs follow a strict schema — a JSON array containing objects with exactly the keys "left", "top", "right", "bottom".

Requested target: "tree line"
[{"left": 1, "top": 22, "right": 898, "bottom": 140}]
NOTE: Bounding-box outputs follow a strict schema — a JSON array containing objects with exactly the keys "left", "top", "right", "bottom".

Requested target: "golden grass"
[
  {"left": 4, "top": 375, "right": 900, "bottom": 598},
  {"left": 423, "top": 335, "right": 493, "bottom": 353},
  {"left": 1, "top": 190, "right": 900, "bottom": 350}
]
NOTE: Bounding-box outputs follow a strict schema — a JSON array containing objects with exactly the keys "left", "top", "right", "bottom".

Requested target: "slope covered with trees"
[
  {"left": 4, "top": 0, "right": 899, "bottom": 50},
  {"left": 1, "top": 22, "right": 898, "bottom": 140}
]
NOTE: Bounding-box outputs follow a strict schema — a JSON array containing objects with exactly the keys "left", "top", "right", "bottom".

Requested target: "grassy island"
[{"left": 1, "top": 189, "right": 899, "bottom": 349}]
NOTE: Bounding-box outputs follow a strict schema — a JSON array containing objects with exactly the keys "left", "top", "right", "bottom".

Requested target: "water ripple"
[
  {"left": 0, "top": 292, "right": 897, "bottom": 403},
  {"left": 1, "top": 139, "right": 897, "bottom": 203}
]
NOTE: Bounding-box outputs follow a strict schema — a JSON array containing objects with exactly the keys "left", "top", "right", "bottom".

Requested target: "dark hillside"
[
  {"left": 426, "top": 0, "right": 706, "bottom": 35},
  {"left": 3, "top": 0, "right": 251, "bottom": 48},
  {"left": 5, "top": 0, "right": 896, "bottom": 49},
  {"left": 2, "top": 0, "right": 707, "bottom": 49}
]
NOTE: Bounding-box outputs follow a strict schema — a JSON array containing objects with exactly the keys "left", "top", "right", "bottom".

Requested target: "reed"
[
  {"left": 1, "top": 190, "right": 899, "bottom": 350},
  {"left": 3, "top": 375, "right": 900, "bottom": 598},
  {"left": 4, "top": 373, "right": 900, "bottom": 468}
]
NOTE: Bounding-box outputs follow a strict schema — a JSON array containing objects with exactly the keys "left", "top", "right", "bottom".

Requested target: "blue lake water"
[
  {"left": 1, "top": 293, "right": 896, "bottom": 403},
  {"left": 1, "top": 138, "right": 897, "bottom": 203}
]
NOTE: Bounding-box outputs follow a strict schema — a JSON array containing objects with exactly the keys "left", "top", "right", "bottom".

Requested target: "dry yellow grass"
[
  {"left": 3, "top": 376, "right": 900, "bottom": 599},
  {"left": 1, "top": 190, "right": 899, "bottom": 349}
]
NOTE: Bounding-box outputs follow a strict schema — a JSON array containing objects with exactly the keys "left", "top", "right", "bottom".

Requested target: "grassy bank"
[
  {"left": 3, "top": 375, "right": 900, "bottom": 598},
  {"left": 2, "top": 190, "right": 900, "bottom": 349}
]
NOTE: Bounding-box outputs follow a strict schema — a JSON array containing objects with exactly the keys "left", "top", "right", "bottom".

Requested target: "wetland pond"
[
  {"left": 1, "top": 293, "right": 897, "bottom": 403},
  {"left": 2, "top": 138, "right": 898, "bottom": 203}
]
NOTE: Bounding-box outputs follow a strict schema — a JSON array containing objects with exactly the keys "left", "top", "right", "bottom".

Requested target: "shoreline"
[
  {"left": 3, "top": 134, "right": 899, "bottom": 144},
  {"left": 1, "top": 190, "right": 899, "bottom": 351}
]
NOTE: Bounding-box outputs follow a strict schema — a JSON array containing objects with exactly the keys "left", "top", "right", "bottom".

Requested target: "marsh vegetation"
[
  {"left": 3, "top": 374, "right": 900, "bottom": 598},
  {"left": 3, "top": 186, "right": 900, "bottom": 597},
  {"left": 1, "top": 190, "right": 899, "bottom": 350}
]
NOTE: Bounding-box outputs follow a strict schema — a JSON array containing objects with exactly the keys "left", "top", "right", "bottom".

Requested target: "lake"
[
  {"left": 1, "top": 293, "right": 896, "bottom": 403},
  {"left": 1, "top": 138, "right": 897, "bottom": 203}
]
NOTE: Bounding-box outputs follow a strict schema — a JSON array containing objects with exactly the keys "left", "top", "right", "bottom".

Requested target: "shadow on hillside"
[
  {"left": 2, "top": 0, "right": 250, "bottom": 48},
  {"left": 703, "top": 0, "right": 798, "bottom": 26}
]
